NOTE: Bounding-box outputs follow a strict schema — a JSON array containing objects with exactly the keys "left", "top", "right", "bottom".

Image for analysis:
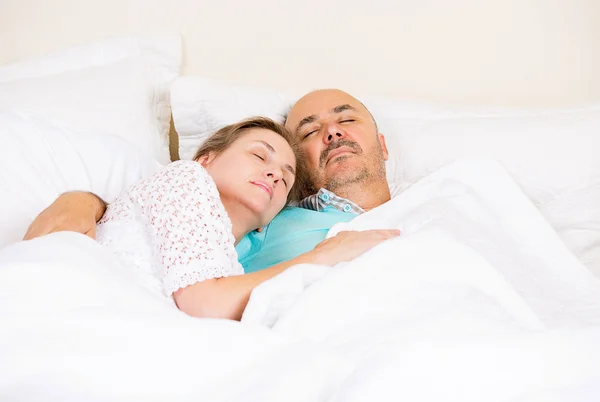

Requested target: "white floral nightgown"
[{"left": 96, "top": 160, "right": 244, "bottom": 298}]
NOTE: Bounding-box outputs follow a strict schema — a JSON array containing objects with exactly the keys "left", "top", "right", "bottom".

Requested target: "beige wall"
[{"left": 1, "top": 0, "right": 599, "bottom": 107}]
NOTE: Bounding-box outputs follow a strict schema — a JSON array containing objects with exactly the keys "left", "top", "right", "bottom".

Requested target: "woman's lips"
[{"left": 251, "top": 180, "right": 273, "bottom": 199}]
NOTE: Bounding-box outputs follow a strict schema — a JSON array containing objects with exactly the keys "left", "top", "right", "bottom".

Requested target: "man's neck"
[{"left": 332, "top": 181, "right": 391, "bottom": 211}]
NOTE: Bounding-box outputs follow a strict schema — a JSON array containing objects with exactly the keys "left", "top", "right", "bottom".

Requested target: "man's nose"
[{"left": 324, "top": 123, "right": 345, "bottom": 144}]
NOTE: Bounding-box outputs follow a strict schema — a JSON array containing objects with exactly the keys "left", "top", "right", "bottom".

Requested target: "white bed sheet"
[{"left": 1, "top": 159, "right": 599, "bottom": 401}]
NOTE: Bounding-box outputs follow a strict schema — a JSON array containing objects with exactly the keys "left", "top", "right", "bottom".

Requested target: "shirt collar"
[{"left": 297, "top": 188, "right": 365, "bottom": 214}]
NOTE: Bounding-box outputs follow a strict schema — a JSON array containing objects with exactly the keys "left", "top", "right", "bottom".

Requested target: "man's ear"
[{"left": 378, "top": 133, "right": 389, "bottom": 161}]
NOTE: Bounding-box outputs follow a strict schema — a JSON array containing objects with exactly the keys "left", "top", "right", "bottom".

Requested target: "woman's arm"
[
  {"left": 174, "top": 251, "right": 317, "bottom": 320},
  {"left": 24, "top": 191, "right": 106, "bottom": 240},
  {"left": 174, "top": 229, "right": 400, "bottom": 320}
]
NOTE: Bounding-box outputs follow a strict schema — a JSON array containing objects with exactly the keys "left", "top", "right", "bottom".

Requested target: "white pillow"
[
  {"left": 170, "top": 76, "right": 600, "bottom": 276},
  {"left": 0, "top": 110, "right": 160, "bottom": 249},
  {"left": 171, "top": 77, "right": 453, "bottom": 160},
  {"left": 171, "top": 77, "right": 295, "bottom": 160},
  {"left": 381, "top": 107, "right": 600, "bottom": 276},
  {"left": 0, "top": 34, "right": 181, "bottom": 163}
]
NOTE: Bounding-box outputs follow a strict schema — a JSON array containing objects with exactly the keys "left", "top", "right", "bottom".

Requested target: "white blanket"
[
  {"left": 1, "top": 159, "right": 600, "bottom": 401},
  {"left": 242, "top": 159, "right": 600, "bottom": 401}
]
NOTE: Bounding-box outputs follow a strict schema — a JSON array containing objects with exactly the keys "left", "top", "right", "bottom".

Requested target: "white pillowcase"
[
  {"left": 0, "top": 110, "right": 160, "bottom": 249},
  {"left": 0, "top": 34, "right": 181, "bottom": 163},
  {"left": 170, "top": 76, "right": 600, "bottom": 276},
  {"left": 171, "top": 77, "right": 295, "bottom": 160}
]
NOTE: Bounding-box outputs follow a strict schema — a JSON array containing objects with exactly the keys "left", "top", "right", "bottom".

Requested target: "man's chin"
[
  {"left": 325, "top": 155, "right": 357, "bottom": 171},
  {"left": 325, "top": 167, "right": 368, "bottom": 189},
  {"left": 325, "top": 158, "right": 362, "bottom": 178}
]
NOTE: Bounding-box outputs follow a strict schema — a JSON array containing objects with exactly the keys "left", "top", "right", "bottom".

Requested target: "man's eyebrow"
[
  {"left": 294, "top": 104, "right": 357, "bottom": 134},
  {"left": 255, "top": 140, "right": 295, "bottom": 175},
  {"left": 295, "top": 114, "right": 318, "bottom": 133},
  {"left": 332, "top": 104, "right": 357, "bottom": 114}
]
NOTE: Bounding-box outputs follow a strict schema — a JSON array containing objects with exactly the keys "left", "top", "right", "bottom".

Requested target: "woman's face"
[{"left": 201, "top": 128, "right": 297, "bottom": 229}]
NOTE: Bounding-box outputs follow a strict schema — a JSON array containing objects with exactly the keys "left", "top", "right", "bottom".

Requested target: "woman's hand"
[
  {"left": 23, "top": 192, "right": 106, "bottom": 240},
  {"left": 309, "top": 229, "right": 401, "bottom": 266}
]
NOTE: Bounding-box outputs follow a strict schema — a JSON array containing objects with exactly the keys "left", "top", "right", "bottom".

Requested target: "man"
[{"left": 25, "top": 89, "right": 396, "bottom": 270}]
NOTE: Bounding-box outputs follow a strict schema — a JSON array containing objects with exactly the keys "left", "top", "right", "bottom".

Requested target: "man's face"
[{"left": 285, "top": 89, "right": 388, "bottom": 194}]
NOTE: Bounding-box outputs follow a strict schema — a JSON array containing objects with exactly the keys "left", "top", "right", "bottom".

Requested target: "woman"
[{"left": 25, "top": 117, "right": 399, "bottom": 320}]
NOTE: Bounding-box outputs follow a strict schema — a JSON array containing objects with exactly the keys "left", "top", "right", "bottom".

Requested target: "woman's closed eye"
[{"left": 253, "top": 153, "right": 265, "bottom": 161}]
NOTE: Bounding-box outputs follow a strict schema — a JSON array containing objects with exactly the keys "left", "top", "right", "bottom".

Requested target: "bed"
[{"left": 1, "top": 33, "right": 600, "bottom": 402}]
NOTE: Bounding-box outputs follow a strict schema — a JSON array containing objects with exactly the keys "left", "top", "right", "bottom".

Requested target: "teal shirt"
[{"left": 236, "top": 206, "right": 357, "bottom": 273}]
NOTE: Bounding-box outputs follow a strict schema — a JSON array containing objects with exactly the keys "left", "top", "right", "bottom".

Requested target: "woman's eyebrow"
[
  {"left": 284, "top": 164, "right": 295, "bottom": 176},
  {"left": 254, "top": 140, "right": 275, "bottom": 153},
  {"left": 253, "top": 140, "right": 295, "bottom": 175}
]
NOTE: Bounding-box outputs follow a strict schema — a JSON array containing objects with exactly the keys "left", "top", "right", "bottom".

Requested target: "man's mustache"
[{"left": 319, "top": 140, "right": 363, "bottom": 168}]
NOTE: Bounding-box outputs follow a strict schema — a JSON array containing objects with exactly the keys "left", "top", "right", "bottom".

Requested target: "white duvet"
[{"left": 1, "top": 159, "right": 600, "bottom": 402}]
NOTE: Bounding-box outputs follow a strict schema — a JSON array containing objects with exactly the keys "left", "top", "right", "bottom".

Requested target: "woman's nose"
[{"left": 265, "top": 168, "right": 283, "bottom": 182}]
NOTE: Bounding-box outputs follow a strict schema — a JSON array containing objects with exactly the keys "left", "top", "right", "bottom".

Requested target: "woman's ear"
[{"left": 196, "top": 152, "right": 216, "bottom": 168}]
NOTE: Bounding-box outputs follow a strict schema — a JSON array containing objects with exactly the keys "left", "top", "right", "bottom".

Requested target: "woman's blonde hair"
[{"left": 193, "top": 117, "right": 307, "bottom": 202}]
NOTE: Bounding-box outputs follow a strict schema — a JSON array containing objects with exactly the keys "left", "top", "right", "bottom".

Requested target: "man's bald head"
[
  {"left": 285, "top": 89, "right": 378, "bottom": 132},
  {"left": 284, "top": 89, "right": 389, "bottom": 203}
]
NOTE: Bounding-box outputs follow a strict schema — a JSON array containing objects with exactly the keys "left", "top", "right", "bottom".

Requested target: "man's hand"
[
  {"left": 23, "top": 192, "right": 107, "bottom": 241},
  {"left": 310, "top": 229, "right": 401, "bottom": 266}
]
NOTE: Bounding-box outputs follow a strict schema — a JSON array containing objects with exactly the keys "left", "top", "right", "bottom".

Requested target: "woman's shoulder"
[
  {"left": 158, "top": 160, "right": 216, "bottom": 189},
  {"left": 121, "top": 159, "right": 219, "bottom": 205},
  {"left": 164, "top": 159, "right": 209, "bottom": 177}
]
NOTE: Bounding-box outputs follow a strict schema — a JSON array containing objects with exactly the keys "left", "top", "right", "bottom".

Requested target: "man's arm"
[{"left": 23, "top": 191, "right": 107, "bottom": 240}]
